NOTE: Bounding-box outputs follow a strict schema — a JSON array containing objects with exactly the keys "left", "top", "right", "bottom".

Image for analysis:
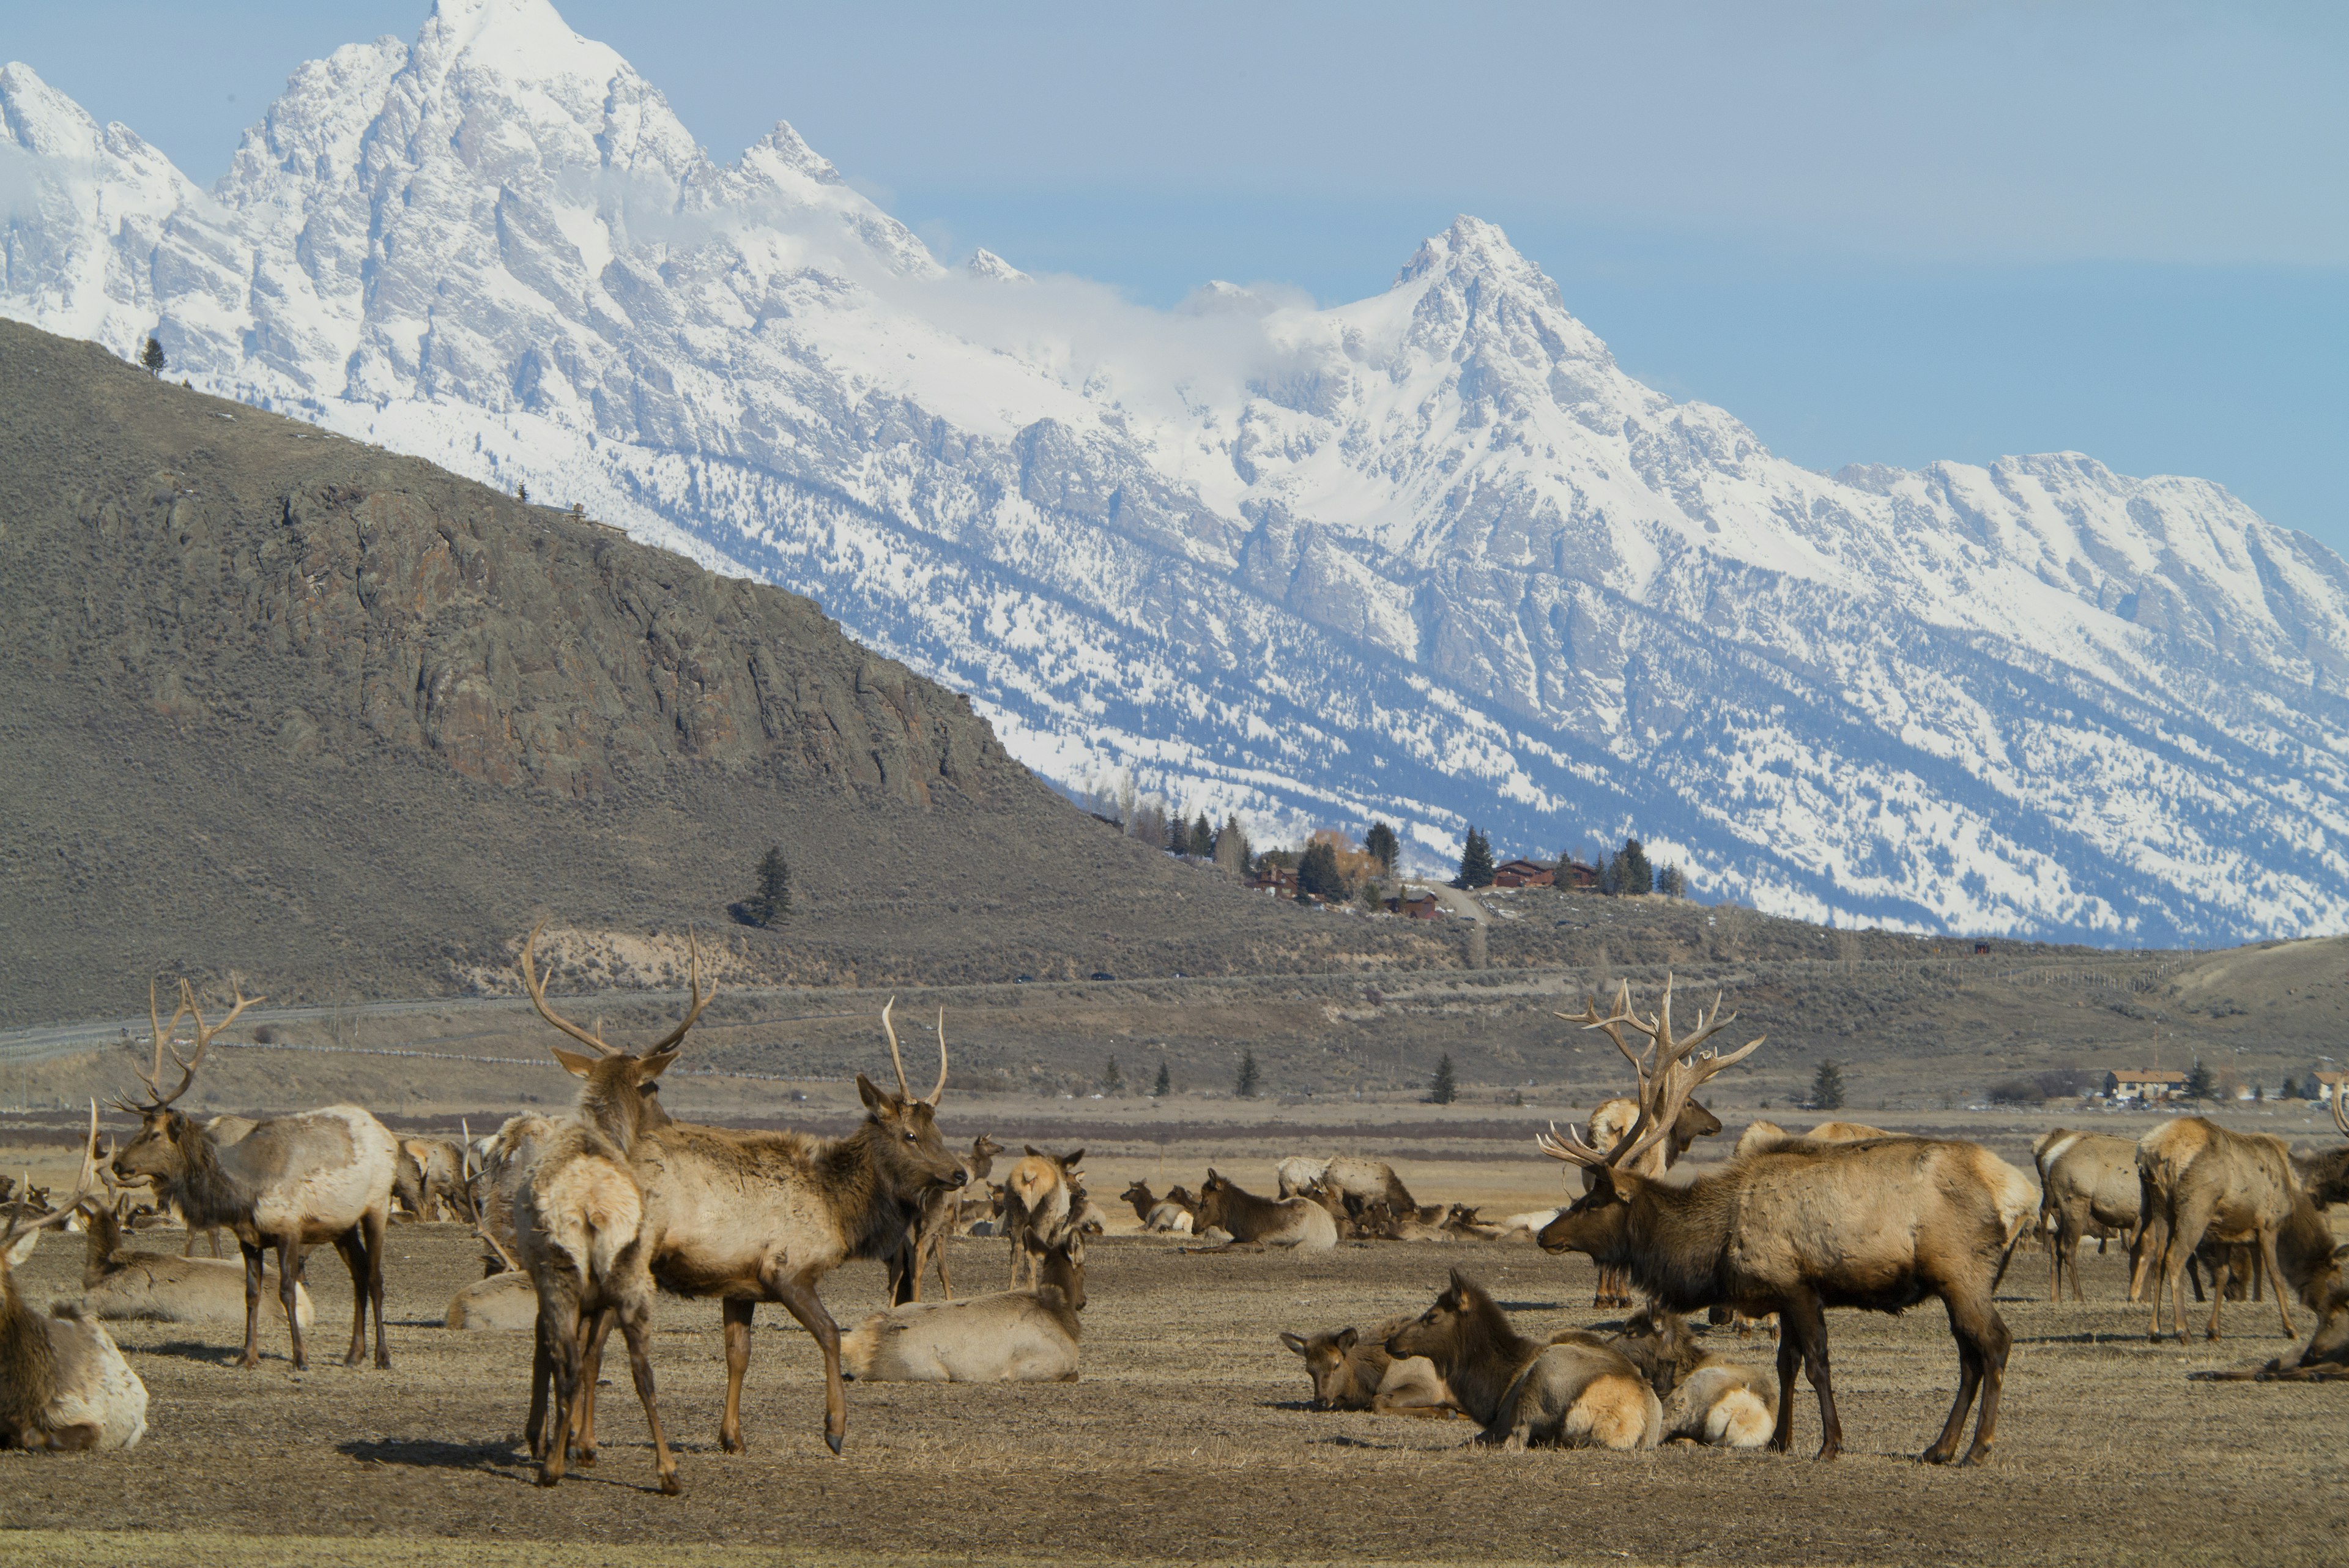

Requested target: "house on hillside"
[
  {"left": 2105, "top": 1068, "right": 2186, "bottom": 1103},
  {"left": 1555, "top": 860, "right": 1601, "bottom": 890},
  {"left": 1386, "top": 893, "right": 1442, "bottom": 920},
  {"left": 1245, "top": 863, "right": 1298, "bottom": 898},
  {"left": 1492, "top": 858, "right": 1555, "bottom": 888}
]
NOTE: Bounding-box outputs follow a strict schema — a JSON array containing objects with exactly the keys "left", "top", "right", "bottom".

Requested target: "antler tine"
[
  {"left": 1558, "top": 983, "right": 1655, "bottom": 1096},
  {"left": 131, "top": 978, "right": 193, "bottom": 1103},
  {"left": 158, "top": 979, "right": 259, "bottom": 1109},
  {"left": 4, "top": 1104, "right": 102, "bottom": 1247},
  {"left": 645, "top": 927, "right": 715, "bottom": 1056},
  {"left": 521, "top": 921, "right": 621, "bottom": 1058},
  {"left": 880, "top": 998, "right": 913, "bottom": 1099},
  {"left": 1534, "top": 1120, "right": 1610, "bottom": 1169},
  {"left": 928, "top": 1008, "right": 949, "bottom": 1105},
  {"left": 2331, "top": 1087, "right": 2347, "bottom": 1141}
]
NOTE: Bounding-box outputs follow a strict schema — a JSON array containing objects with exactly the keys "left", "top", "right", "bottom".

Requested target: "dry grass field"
[{"left": 2, "top": 1134, "right": 2342, "bottom": 1568}]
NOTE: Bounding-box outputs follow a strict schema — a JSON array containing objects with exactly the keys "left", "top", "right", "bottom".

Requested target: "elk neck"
[
  {"left": 823, "top": 1120, "right": 926, "bottom": 1264},
  {"left": 81, "top": 1205, "right": 127, "bottom": 1289},
  {"left": 2276, "top": 1194, "right": 2341, "bottom": 1309},
  {"left": 153, "top": 1118, "right": 249, "bottom": 1230},
  {"left": 0, "top": 1259, "right": 63, "bottom": 1425},
  {"left": 574, "top": 1062, "right": 656, "bottom": 1152},
  {"left": 1619, "top": 1172, "right": 1740, "bottom": 1312}
]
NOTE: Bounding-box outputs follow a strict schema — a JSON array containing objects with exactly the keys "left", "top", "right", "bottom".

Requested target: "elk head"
[
  {"left": 1384, "top": 1267, "right": 1504, "bottom": 1369},
  {"left": 1535, "top": 975, "right": 1762, "bottom": 1246},
  {"left": 859, "top": 1000, "right": 962, "bottom": 1196},
  {"left": 109, "top": 979, "right": 259, "bottom": 1186},
  {"left": 1280, "top": 1326, "right": 1364, "bottom": 1408},
  {"left": 521, "top": 921, "right": 711, "bottom": 1145}
]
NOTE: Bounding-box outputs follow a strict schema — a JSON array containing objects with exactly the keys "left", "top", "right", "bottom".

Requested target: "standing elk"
[
  {"left": 1193, "top": 1169, "right": 1339, "bottom": 1250},
  {"left": 1732, "top": 1120, "right": 1892, "bottom": 1159},
  {"left": 2, "top": 1105, "right": 149, "bottom": 1451},
  {"left": 1276, "top": 1154, "right": 1419, "bottom": 1215},
  {"left": 1003, "top": 1146, "right": 1086, "bottom": 1287},
  {"left": 109, "top": 981, "right": 398, "bottom": 1370},
  {"left": 393, "top": 1137, "right": 473, "bottom": 1222},
  {"left": 1279, "top": 1317, "right": 1457, "bottom": 1416},
  {"left": 842, "top": 1232, "right": 1086, "bottom": 1383},
  {"left": 1536, "top": 976, "right": 2033, "bottom": 1464},
  {"left": 2034, "top": 1128, "right": 2143, "bottom": 1302},
  {"left": 893, "top": 1110, "right": 999, "bottom": 1303},
  {"left": 2133, "top": 1114, "right": 2329, "bottom": 1342},
  {"left": 524, "top": 931, "right": 964, "bottom": 1458},
  {"left": 1386, "top": 1269, "right": 1661, "bottom": 1450}
]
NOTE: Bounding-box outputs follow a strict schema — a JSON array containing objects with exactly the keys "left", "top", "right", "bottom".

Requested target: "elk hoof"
[
  {"left": 825, "top": 1432, "right": 844, "bottom": 1456},
  {"left": 659, "top": 1472, "right": 683, "bottom": 1496},
  {"left": 719, "top": 1432, "right": 744, "bottom": 1455},
  {"left": 535, "top": 1469, "right": 561, "bottom": 1488}
]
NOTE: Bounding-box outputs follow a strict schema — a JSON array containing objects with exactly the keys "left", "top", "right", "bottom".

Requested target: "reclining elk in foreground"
[
  {"left": 109, "top": 981, "right": 398, "bottom": 1370},
  {"left": 522, "top": 925, "right": 963, "bottom": 1457},
  {"left": 1535, "top": 976, "right": 2033, "bottom": 1464},
  {"left": 1, "top": 1104, "right": 148, "bottom": 1451},
  {"left": 842, "top": 1230, "right": 1088, "bottom": 1382}
]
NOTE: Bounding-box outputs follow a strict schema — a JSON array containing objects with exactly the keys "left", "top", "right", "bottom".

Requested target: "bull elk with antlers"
[
  {"left": 109, "top": 981, "right": 399, "bottom": 1370},
  {"left": 1535, "top": 976, "right": 2033, "bottom": 1464},
  {"left": 521, "top": 929, "right": 963, "bottom": 1457}
]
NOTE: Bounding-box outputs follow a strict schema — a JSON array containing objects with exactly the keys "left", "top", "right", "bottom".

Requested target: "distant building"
[
  {"left": 1386, "top": 893, "right": 1442, "bottom": 920},
  {"left": 1244, "top": 864, "right": 1298, "bottom": 897},
  {"left": 1555, "top": 860, "right": 1601, "bottom": 890},
  {"left": 1491, "top": 858, "right": 1555, "bottom": 888},
  {"left": 2105, "top": 1068, "right": 2186, "bottom": 1102}
]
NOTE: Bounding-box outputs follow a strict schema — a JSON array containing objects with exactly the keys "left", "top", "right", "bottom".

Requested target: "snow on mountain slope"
[{"left": 4, "top": 0, "right": 2346, "bottom": 945}]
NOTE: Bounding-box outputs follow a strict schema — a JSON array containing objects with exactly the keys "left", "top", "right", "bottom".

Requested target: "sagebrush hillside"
[{"left": 0, "top": 321, "right": 1447, "bottom": 1025}]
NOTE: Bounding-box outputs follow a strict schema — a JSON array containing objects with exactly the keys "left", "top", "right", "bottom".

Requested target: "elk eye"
[{"left": 904, "top": 1130, "right": 916, "bottom": 1142}]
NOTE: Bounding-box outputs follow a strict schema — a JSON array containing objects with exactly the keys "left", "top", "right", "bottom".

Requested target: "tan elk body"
[
  {"left": 1003, "top": 1146, "right": 1086, "bottom": 1286},
  {"left": 2033, "top": 1129, "right": 2142, "bottom": 1302},
  {"left": 1275, "top": 1155, "right": 1418, "bottom": 1215},
  {"left": 1, "top": 1107, "right": 149, "bottom": 1451},
  {"left": 2134, "top": 1117, "right": 2310, "bottom": 1341},
  {"left": 108, "top": 983, "right": 398, "bottom": 1370},
  {"left": 842, "top": 1235, "right": 1086, "bottom": 1382},
  {"left": 1195, "top": 1169, "right": 1340, "bottom": 1250},
  {"left": 1537, "top": 976, "right": 2029, "bottom": 1463},
  {"left": 1280, "top": 1315, "right": 1456, "bottom": 1416},
  {"left": 79, "top": 1194, "right": 313, "bottom": 1329},
  {"left": 1609, "top": 1311, "right": 1775, "bottom": 1448},
  {"left": 1386, "top": 1271, "right": 1660, "bottom": 1450}
]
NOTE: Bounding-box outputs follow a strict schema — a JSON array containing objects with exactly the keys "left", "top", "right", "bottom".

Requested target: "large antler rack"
[
  {"left": 113, "top": 978, "right": 257, "bottom": 1113},
  {"left": 1535, "top": 972, "right": 1762, "bottom": 1176},
  {"left": 879, "top": 998, "right": 949, "bottom": 1107},
  {"left": 521, "top": 921, "right": 714, "bottom": 1063}
]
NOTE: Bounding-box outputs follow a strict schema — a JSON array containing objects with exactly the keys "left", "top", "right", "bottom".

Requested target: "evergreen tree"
[
  {"left": 1657, "top": 863, "right": 1687, "bottom": 898},
  {"left": 1152, "top": 1060, "right": 1171, "bottom": 1098},
  {"left": 140, "top": 335, "right": 165, "bottom": 376},
  {"left": 1236, "top": 1049, "right": 1261, "bottom": 1098},
  {"left": 2282, "top": 1076, "right": 2301, "bottom": 1101},
  {"left": 1189, "top": 812, "right": 1215, "bottom": 858},
  {"left": 1600, "top": 853, "right": 1623, "bottom": 895},
  {"left": 516, "top": 481, "right": 529, "bottom": 503},
  {"left": 1427, "top": 1052, "right": 1458, "bottom": 1104},
  {"left": 743, "top": 844, "right": 792, "bottom": 926},
  {"left": 1810, "top": 1058, "right": 1846, "bottom": 1110},
  {"left": 1455, "top": 826, "right": 1496, "bottom": 888},
  {"left": 1364, "top": 820, "right": 1400, "bottom": 872},
  {"left": 1102, "top": 1055, "right": 1124, "bottom": 1094},
  {"left": 1619, "top": 838, "right": 1654, "bottom": 896},
  {"left": 1166, "top": 812, "right": 1189, "bottom": 855},
  {"left": 1213, "top": 814, "right": 1250, "bottom": 875},
  {"left": 2183, "top": 1059, "right": 2216, "bottom": 1101},
  {"left": 1296, "top": 839, "right": 1347, "bottom": 902}
]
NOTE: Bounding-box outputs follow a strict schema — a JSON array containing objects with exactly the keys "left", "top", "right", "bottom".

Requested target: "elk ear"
[
  {"left": 1279, "top": 1332, "right": 1308, "bottom": 1356},
  {"left": 1063, "top": 1148, "right": 1084, "bottom": 1169},
  {"left": 1446, "top": 1265, "right": 1475, "bottom": 1301},
  {"left": 637, "top": 1049, "right": 680, "bottom": 1082},
  {"left": 855, "top": 1074, "right": 894, "bottom": 1115},
  {"left": 550, "top": 1046, "right": 599, "bottom": 1078},
  {"left": 1335, "top": 1328, "right": 1358, "bottom": 1351},
  {"left": 1025, "top": 1145, "right": 1044, "bottom": 1157},
  {"left": 1205, "top": 1167, "right": 1220, "bottom": 1183}
]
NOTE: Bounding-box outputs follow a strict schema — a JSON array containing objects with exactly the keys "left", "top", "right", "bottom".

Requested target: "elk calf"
[
  {"left": 1386, "top": 1269, "right": 1658, "bottom": 1450},
  {"left": 843, "top": 1235, "right": 1086, "bottom": 1382},
  {"left": 2, "top": 1106, "right": 148, "bottom": 1451},
  {"left": 1279, "top": 1317, "right": 1456, "bottom": 1416}
]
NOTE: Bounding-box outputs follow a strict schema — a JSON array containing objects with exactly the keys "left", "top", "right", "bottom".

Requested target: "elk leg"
[
  {"left": 239, "top": 1239, "right": 266, "bottom": 1370},
  {"left": 333, "top": 1227, "right": 370, "bottom": 1365},
  {"left": 1954, "top": 1293, "right": 2009, "bottom": 1466},
  {"left": 1924, "top": 1290, "right": 1986, "bottom": 1465},
  {"left": 525, "top": 1296, "right": 553, "bottom": 1461},
  {"left": 2128, "top": 1213, "right": 2164, "bottom": 1304},
  {"left": 615, "top": 1289, "right": 681, "bottom": 1496},
  {"left": 1781, "top": 1293, "right": 1839, "bottom": 1460},
  {"left": 2045, "top": 1216, "right": 2061, "bottom": 1303},
  {"left": 278, "top": 1236, "right": 309, "bottom": 1370},
  {"left": 537, "top": 1296, "right": 582, "bottom": 1487},
  {"left": 932, "top": 1228, "right": 955, "bottom": 1301},
  {"left": 2257, "top": 1226, "right": 2297, "bottom": 1339},
  {"left": 1768, "top": 1311, "right": 1802, "bottom": 1453},
  {"left": 719, "top": 1298, "right": 754, "bottom": 1454},
  {"left": 362, "top": 1205, "right": 390, "bottom": 1367},
  {"left": 770, "top": 1268, "right": 846, "bottom": 1456},
  {"left": 574, "top": 1307, "right": 613, "bottom": 1464}
]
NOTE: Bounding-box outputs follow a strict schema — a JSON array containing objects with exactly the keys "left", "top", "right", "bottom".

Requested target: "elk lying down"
[
  {"left": 1611, "top": 1312, "right": 1775, "bottom": 1447},
  {"left": 843, "top": 1236, "right": 1086, "bottom": 1383},
  {"left": 2, "top": 1106, "right": 148, "bottom": 1451},
  {"left": 1280, "top": 1317, "right": 1456, "bottom": 1416},
  {"left": 1387, "top": 1271, "right": 1659, "bottom": 1451},
  {"left": 80, "top": 1190, "right": 313, "bottom": 1329},
  {"left": 1121, "top": 1180, "right": 1196, "bottom": 1234},
  {"left": 1193, "top": 1170, "right": 1338, "bottom": 1250},
  {"left": 445, "top": 1271, "right": 536, "bottom": 1331}
]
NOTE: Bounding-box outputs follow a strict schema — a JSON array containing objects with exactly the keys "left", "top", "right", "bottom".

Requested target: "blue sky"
[{"left": 13, "top": 1, "right": 2345, "bottom": 547}]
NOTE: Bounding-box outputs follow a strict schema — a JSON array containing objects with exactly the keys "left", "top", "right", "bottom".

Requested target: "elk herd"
[{"left": 2, "top": 959, "right": 2345, "bottom": 1485}]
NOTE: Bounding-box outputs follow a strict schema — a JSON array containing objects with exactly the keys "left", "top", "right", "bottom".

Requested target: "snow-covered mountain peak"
[{"left": 2, "top": 3, "right": 2345, "bottom": 946}]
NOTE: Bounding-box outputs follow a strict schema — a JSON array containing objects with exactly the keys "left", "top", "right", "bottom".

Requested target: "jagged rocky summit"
[{"left": 6, "top": 0, "right": 2347, "bottom": 944}]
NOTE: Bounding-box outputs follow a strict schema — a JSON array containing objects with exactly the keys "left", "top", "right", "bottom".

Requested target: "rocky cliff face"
[
  {"left": 4, "top": 0, "right": 2346, "bottom": 944},
  {"left": 0, "top": 321, "right": 1421, "bottom": 1025}
]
